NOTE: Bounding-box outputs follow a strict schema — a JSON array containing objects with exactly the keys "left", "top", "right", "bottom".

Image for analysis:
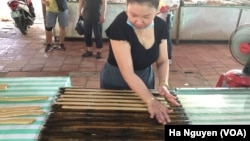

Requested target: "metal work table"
[{"left": 174, "top": 87, "right": 250, "bottom": 124}]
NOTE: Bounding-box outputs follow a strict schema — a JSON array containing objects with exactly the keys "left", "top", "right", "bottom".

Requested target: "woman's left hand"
[{"left": 158, "top": 86, "right": 180, "bottom": 106}]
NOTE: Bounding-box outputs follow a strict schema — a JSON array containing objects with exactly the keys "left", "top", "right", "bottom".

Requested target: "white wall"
[{"left": 0, "top": 0, "right": 12, "bottom": 20}]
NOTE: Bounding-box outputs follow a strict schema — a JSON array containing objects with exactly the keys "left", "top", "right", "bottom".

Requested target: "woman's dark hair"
[{"left": 126, "top": 0, "right": 159, "bottom": 9}]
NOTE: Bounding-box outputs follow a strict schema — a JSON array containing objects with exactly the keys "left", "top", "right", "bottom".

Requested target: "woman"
[{"left": 100, "top": 0, "right": 180, "bottom": 125}]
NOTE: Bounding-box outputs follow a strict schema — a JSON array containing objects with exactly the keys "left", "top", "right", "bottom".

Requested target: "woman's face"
[{"left": 126, "top": 2, "right": 157, "bottom": 30}]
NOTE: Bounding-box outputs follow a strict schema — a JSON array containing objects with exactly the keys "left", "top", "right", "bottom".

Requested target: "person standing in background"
[
  {"left": 78, "top": 0, "right": 107, "bottom": 59},
  {"left": 157, "top": 0, "right": 179, "bottom": 64},
  {"left": 42, "top": 0, "right": 69, "bottom": 52}
]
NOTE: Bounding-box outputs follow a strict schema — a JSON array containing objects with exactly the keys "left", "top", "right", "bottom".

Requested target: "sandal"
[{"left": 82, "top": 51, "right": 93, "bottom": 57}]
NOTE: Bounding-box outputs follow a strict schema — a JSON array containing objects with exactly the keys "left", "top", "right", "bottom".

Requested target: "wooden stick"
[
  {"left": 63, "top": 91, "right": 136, "bottom": 95},
  {"left": 57, "top": 97, "right": 144, "bottom": 103},
  {"left": 64, "top": 88, "right": 134, "bottom": 93},
  {"left": 55, "top": 101, "right": 147, "bottom": 107},
  {"left": 0, "top": 106, "right": 41, "bottom": 112},
  {"left": 57, "top": 98, "right": 169, "bottom": 107},
  {"left": 0, "top": 110, "right": 45, "bottom": 118},
  {"left": 61, "top": 90, "right": 163, "bottom": 101},
  {"left": 59, "top": 94, "right": 166, "bottom": 101},
  {"left": 59, "top": 94, "right": 141, "bottom": 100},
  {"left": 0, "top": 118, "right": 35, "bottom": 125},
  {"left": 0, "top": 96, "right": 48, "bottom": 102},
  {"left": 64, "top": 88, "right": 159, "bottom": 95},
  {"left": 63, "top": 91, "right": 160, "bottom": 96},
  {"left": 62, "top": 105, "right": 147, "bottom": 111}
]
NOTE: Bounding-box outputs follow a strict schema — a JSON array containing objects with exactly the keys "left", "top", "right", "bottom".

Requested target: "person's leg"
[
  {"left": 59, "top": 27, "right": 66, "bottom": 45},
  {"left": 92, "top": 21, "right": 103, "bottom": 58},
  {"left": 45, "top": 11, "right": 57, "bottom": 52},
  {"left": 45, "top": 28, "right": 53, "bottom": 45},
  {"left": 58, "top": 9, "right": 69, "bottom": 50},
  {"left": 82, "top": 20, "right": 93, "bottom": 57}
]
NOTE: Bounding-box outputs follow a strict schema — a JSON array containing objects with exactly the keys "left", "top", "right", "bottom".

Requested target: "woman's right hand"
[{"left": 147, "top": 98, "right": 174, "bottom": 125}]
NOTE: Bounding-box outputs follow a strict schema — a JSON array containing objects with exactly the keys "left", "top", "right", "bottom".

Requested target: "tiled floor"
[{"left": 0, "top": 21, "right": 243, "bottom": 88}]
